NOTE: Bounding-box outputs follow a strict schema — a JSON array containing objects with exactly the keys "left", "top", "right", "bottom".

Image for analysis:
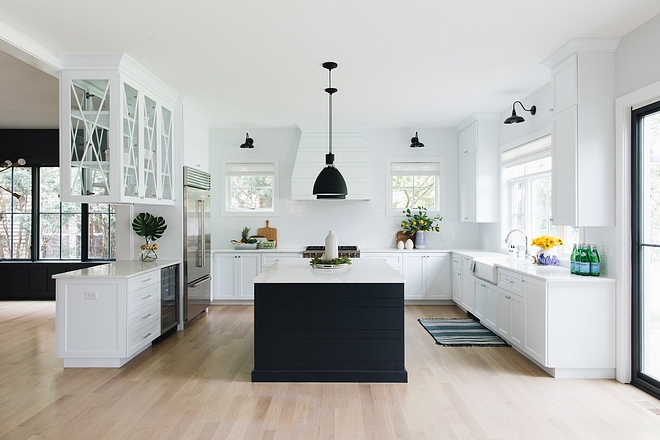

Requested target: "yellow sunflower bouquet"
[{"left": 530, "top": 235, "right": 564, "bottom": 250}]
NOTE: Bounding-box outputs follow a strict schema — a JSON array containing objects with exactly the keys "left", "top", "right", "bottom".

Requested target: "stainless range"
[{"left": 303, "top": 246, "right": 360, "bottom": 259}]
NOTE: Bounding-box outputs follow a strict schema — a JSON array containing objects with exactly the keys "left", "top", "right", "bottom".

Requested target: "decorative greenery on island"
[
  {"left": 309, "top": 256, "right": 352, "bottom": 267},
  {"left": 401, "top": 206, "right": 443, "bottom": 235}
]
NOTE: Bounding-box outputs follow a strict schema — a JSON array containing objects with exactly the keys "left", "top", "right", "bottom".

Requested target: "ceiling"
[{"left": 1, "top": 0, "right": 660, "bottom": 130}]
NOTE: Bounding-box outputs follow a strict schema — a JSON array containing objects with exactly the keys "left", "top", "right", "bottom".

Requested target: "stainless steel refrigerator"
[{"left": 183, "top": 167, "right": 211, "bottom": 325}]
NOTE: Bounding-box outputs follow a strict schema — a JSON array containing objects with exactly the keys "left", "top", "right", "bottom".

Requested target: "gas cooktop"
[{"left": 303, "top": 246, "right": 360, "bottom": 258}]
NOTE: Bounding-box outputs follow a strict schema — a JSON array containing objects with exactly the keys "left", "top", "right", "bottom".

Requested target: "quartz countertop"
[
  {"left": 212, "top": 248, "right": 304, "bottom": 253},
  {"left": 450, "top": 249, "right": 614, "bottom": 283},
  {"left": 51, "top": 260, "right": 181, "bottom": 279},
  {"left": 254, "top": 258, "right": 405, "bottom": 284}
]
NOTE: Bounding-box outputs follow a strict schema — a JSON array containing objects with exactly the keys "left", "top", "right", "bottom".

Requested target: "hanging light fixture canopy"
[
  {"left": 410, "top": 132, "right": 424, "bottom": 148},
  {"left": 313, "top": 61, "right": 348, "bottom": 199},
  {"left": 239, "top": 133, "right": 254, "bottom": 148},
  {"left": 504, "top": 101, "right": 537, "bottom": 124}
]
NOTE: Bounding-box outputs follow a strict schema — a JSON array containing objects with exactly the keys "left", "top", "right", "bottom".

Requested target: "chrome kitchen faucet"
[{"left": 505, "top": 229, "right": 530, "bottom": 260}]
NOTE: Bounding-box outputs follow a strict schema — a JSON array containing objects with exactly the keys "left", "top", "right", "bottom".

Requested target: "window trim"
[
  {"left": 220, "top": 158, "right": 279, "bottom": 217},
  {"left": 386, "top": 157, "right": 445, "bottom": 217}
]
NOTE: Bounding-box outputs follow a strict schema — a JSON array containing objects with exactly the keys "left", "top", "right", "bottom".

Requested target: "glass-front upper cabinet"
[{"left": 60, "top": 54, "right": 176, "bottom": 205}]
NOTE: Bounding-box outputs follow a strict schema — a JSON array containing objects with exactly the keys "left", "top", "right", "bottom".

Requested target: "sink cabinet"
[
  {"left": 474, "top": 280, "right": 498, "bottom": 331},
  {"left": 59, "top": 54, "right": 177, "bottom": 205},
  {"left": 451, "top": 254, "right": 462, "bottom": 304}
]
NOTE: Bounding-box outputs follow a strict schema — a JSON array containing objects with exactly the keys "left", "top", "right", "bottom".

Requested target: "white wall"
[{"left": 209, "top": 127, "right": 480, "bottom": 250}]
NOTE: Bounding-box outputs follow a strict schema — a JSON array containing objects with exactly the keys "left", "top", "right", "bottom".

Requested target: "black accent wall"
[{"left": 0, "top": 129, "right": 59, "bottom": 166}]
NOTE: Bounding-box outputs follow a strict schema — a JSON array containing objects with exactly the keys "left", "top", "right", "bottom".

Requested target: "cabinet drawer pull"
[
  {"left": 141, "top": 294, "right": 152, "bottom": 300},
  {"left": 141, "top": 313, "right": 152, "bottom": 320},
  {"left": 141, "top": 332, "right": 152, "bottom": 340},
  {"left": 141, "top": 278, "right": 152, "bottom": 283}
]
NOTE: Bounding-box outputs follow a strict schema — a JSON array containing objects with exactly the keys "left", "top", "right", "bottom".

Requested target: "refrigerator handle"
[{"left": 198, "top": 199, "right": 205, "bottom": 268}]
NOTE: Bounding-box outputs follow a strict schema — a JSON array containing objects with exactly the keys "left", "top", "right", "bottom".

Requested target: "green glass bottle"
[
  {"left": 579, "top": 244, "right": 590, "bottom": 276},
  {"left": 570, "top": 243, "right": 578, "bottom": 274},
  {"left": 590, "top": 245, "right": 601, "bottom": 276}
]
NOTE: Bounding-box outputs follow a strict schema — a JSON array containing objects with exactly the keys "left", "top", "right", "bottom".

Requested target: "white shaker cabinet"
[
  {"left": 497, "top": 269, "right": 524, "bottom": 347},
  {"left": 456, "top": 115, "right": 499, "bottom": 223},
  {"left": 59, "top": 53, "right": 177, "bottom": 205},
  {"left": 474, "top": 280, "right": 498, "bottom": 332},
  {"left": 542, "top": 39, "right": 619, "bottom": 226},
  {"left": 212, "top": 253, "right": 261, "bottom": 301},
  {"left": 451, "top": 254, "right": 462, "bottom": 304},
  {"left": 460, "top": 257, "right": 475, "bottom": 311},
  {"left": 178, "top": 96, "right": 212, "bottom": 173},
  {"left": 402, "top": 252, "right": 451, "bottom": 300}
]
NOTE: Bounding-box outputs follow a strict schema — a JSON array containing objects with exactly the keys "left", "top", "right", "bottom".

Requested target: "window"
[
  {"left": 0, "top": 165, "right": 32, "bottom": 259},
  {"left": 1, "top": 165, "right": 115, "bottom": 261},
  {"left": 221, "top": 160, "right": 278, "bottom": 216},
  {"left": 500, "top": 136, "right": 578, "bottom": 254},
  {"left": 387, "top": 158, "right": 445, "bottom": 216}
]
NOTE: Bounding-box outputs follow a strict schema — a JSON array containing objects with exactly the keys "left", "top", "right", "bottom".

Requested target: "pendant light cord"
[{"left": 328, "top": 68, "right": 333, "bottom": 156}]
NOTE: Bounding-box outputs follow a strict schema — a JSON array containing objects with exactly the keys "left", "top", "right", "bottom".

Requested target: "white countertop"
[
  {"left": 212, "top": 248, "right": 304, "bottom": 253},
  {"left": 451, "top": 249, "right": 615, "bottom": 283},
  {"left": 254, "top": 258, "right": 405, "bottom": 284},
  {"left": 52, "top": 260, "right": 181, "bottom": 279}
]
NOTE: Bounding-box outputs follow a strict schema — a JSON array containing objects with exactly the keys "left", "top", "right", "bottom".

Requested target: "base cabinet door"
[
  {"left": 403, "top": 254, "right": 425, "bottom": 299},
  {"left": 484, "top": 282, "right": 498, "bottom": 330},
  {"left": 474, "top": 281, "right": 486, "bottom": 320},
  {"left": 510, "top": 292, "right": 524, "bottom": 347},
  {"left": 425, "top": 254, "right": 451, "bottom": 299},
  {"left": 523, "top": 277, "right": 547, "bottom": 364},
  {"left": 237, "top": 254, "right": 261, "bottom": 299},
  {"left": 461, "top": 258, "right": 475, "bottom": 311},
  {"left": 498, "top": 289, "right": 512, "bottom": 339},
  {"left": 212, "top": 254, "right": 236, "bottom": 300},
  {"left": 452, "top": 268, "right": 462, "bottom": 304}
]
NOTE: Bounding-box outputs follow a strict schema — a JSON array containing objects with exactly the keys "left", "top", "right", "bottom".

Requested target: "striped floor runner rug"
[{"left": 418, "top": 318, "right": 509, "bottom": 347}]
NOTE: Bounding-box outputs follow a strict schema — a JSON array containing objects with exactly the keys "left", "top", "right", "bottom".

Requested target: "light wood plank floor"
[{"left": 2, "top": 302, "right": 660, "bottom": 439}]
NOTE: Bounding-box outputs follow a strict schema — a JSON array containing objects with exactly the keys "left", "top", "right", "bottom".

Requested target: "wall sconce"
[
  {"left": 239, "top": 133, "right": 254, "bottom": 148},
  {"left": 0, "top": 158, "right": 26, "bottom": 199},
  {"left": 410, "top": 132, "right": 424, "bottom": 148},
  {"left": 504, "top": 101, "right": 536, "bottom": 124}
]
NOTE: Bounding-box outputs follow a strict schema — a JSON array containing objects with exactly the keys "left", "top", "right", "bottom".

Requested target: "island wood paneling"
[{"left": 253, "top": 282, "right": 407, "bottom": 382}]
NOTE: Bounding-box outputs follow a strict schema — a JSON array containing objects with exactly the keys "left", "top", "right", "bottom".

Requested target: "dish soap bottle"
[{"left": 325, "top": 230, "right": 338, "bottom": 260}]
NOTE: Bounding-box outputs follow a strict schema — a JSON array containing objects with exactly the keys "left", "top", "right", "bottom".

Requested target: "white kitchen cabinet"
[
  {"left": 451, "top": 254, "right": 462, "bottom": 304},
  {"left": 212, "top": 253, "right": 261, "bottom": 301},
  {"left": 523, "top": 276, "right": 547, "bottom": 365},
  {"left": 460, "top": 257, "right": 475, "bottom": 310},
  {"left": 474, "top": 279, "right": 498, "bottom": 327},
  {"left": 497, "top": 269, "right": 524, "bottom": 347},
  {"left": 59, "top": 53, "right": 177, "bottom": 205},
  {"left": 484, "top": 281, "right": 499, "bottom": 331},
  {"left": 262, "top": 252, "right": 303, "bottom": 270},
  {"left": 361, "top": 252, "right": 403, "bottom": 275},
  {"left": 542, "top": 39, "right": 618, "bottom": 226},
  {"left": 53, "top": 261, "right": 180, "bottom": 368},
  {"left": 456, "top": 115, "right": 499, "bottom": 223},
  {"left": 178, "top": 96, "right": 211, "bottom": 173},
  {"left": 402, "top": 252, "right": 451, "bottom": 300}
]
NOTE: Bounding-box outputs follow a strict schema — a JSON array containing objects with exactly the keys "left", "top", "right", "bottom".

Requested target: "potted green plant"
[{"left": 132, "top": 212, "right": 167, "bottom": 261}]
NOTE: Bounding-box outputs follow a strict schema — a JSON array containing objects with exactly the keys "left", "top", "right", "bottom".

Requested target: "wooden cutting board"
[{"left": 257, "top": 220, "right": 277, "bottom": 247}]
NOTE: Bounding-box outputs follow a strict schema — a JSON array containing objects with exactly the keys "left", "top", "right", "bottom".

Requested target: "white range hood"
[{"left": 291, "top": 124, "right": 373, "bottom": 200}]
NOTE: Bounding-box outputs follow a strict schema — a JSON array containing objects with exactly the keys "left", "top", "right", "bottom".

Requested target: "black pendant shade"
[
  {"left": 313, "top": 61, "right": 348, "bottom": 199},
  {"left": 504, "top": 101, "right": 536, "bottom": 124},
  {"left": 410, "top": 132, "right": 424, "bottom": 148},
  {"left": 239, "top": 133, "right": 254, "bottom": 148}
]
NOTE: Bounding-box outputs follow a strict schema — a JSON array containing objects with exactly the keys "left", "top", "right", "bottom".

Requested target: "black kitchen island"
[{"left": 252, "top": 258, "right": 407, "bottom": 383}]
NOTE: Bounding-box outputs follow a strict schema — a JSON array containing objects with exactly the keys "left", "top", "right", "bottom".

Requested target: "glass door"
[{"left": 632, "top": 100, "right": 660, "bottom": 399}]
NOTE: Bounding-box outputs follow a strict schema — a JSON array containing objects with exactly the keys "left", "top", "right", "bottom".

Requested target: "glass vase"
[{"left": 138, "top": 247, "right": 158, "bottom": 262}]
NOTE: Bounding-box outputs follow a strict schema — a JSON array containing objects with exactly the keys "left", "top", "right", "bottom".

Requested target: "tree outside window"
[{"left": 0, "top": 167, "right": 32, "bottom": 259}]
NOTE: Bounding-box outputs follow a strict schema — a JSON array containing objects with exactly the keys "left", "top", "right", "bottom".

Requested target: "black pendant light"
[
  {"left": 504, "top": 101, "right": 537, "bottom": 124},
  {"left": 313, "top": 62, "right": 348, "bottom": 199},
  {"left": 239, "top": 133, "right": 254, "bottom": 148},
  {"left": 410, "top": 132, "right": 424, "bottom": 148}
]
